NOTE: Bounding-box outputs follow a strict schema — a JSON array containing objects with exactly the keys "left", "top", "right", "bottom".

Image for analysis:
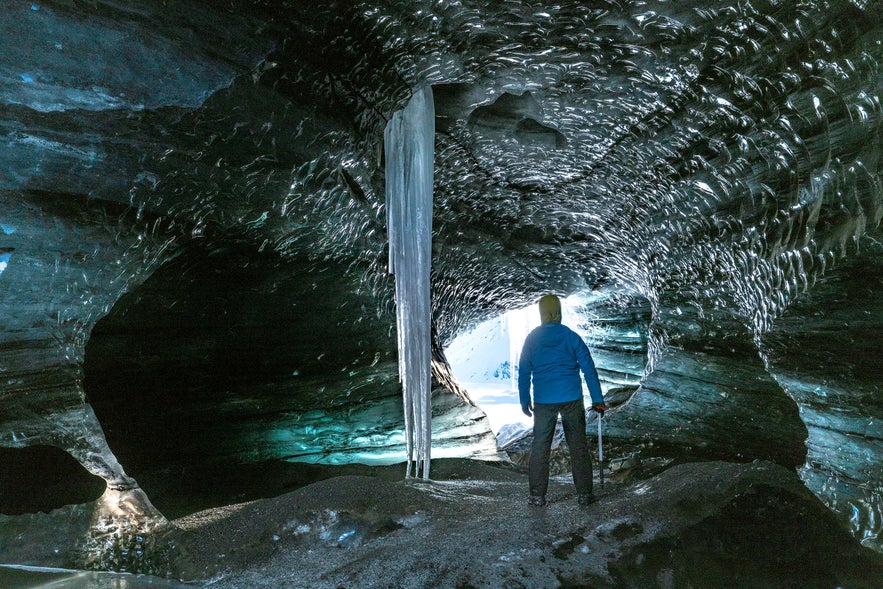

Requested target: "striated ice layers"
[
  {"left": 0, "top": 0, "right": 880, "bottom": 559},
  {"left": 385, "top": 86, "right": 435, "bottom": 479}
]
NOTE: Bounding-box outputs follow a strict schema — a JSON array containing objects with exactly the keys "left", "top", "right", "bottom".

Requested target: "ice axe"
[{"left": 596, "top": 410, "right": 604, "bottom": 485}]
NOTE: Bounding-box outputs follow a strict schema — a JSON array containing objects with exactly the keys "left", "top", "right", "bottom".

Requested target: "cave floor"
[
  {"left": 165, "top": 459, "right": 882, "bottom": 588},
  {"left": 2, "top": 458, "right": 882, "bottom": 588}
]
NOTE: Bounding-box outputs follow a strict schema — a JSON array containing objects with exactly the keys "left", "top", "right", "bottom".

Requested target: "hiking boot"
[
  {"left": 577, "top": 493, "right": 596, "bottom": 506},
  {"left": 528, "top": 495, "right": 547, "bottom": 507}
]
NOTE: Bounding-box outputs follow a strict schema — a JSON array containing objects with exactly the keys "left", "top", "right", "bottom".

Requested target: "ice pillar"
[{"left": 385, "top": 85, "right": 434, "bottom": 479}]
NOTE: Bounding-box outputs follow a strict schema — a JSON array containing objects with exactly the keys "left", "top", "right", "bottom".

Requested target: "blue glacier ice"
[{"left": 0, "top": 1, "right": 880, "bottom": 581}]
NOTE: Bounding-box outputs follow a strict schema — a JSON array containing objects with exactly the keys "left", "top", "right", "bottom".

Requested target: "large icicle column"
[{"left": 385, "top": 85, "right": 435, "bottom": 479}]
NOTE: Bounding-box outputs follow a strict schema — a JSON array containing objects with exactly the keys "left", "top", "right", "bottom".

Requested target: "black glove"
[
  {"left": 593, "top": 402, "right": 607, "bottom": 414},
  {"left": 522, "top": 402, "right": 533, "bottom": 417}
]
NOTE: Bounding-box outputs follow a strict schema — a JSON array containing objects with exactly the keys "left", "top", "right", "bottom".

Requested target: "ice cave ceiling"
[{"left": 0, "top": 0, "right": 881, "bottom": 549}]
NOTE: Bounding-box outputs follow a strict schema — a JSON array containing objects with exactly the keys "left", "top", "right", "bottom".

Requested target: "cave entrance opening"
[{"left": 444, "top": 290, "right": 651, "bottom": 445}]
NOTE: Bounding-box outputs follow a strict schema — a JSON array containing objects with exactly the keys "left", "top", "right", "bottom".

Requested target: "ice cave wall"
[{"left": 0, "top": 0, "right": 880, "bottom": 548}]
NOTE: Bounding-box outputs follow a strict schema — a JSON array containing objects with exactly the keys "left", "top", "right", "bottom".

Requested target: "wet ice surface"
[
  {"left": 762, "top": 246, "right": 883, "bottom": 550},
  {"left": 0, "top": 565, "right": 191, "bottom": 589}
]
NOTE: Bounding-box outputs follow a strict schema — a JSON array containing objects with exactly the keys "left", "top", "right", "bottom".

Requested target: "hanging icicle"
[{"left": 384, "top": 85, "right": 435, "bottom": 479}]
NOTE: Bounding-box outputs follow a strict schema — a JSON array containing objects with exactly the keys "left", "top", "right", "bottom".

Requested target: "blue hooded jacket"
[{"left": 518, "top": 322, "right": 604, "bottom": 407}]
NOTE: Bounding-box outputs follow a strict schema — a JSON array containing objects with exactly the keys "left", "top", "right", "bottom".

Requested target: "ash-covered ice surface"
[
  {"left": 1, "top": 0, "right": 882, "bottom": 585},
  {"left": 3, "top": 459, "right": 883, "bottom": 588},
  {"left": 166, "top": 460, "right": 883, "bottom": 588}
]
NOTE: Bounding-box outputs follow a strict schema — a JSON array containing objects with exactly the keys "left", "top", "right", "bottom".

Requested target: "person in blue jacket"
[{"left": 518, "top": 294, "right": 607, "bottom": 506}]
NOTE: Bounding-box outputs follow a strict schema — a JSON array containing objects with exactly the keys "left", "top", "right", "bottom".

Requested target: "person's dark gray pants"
[{"left": 529, "top": 398, "right": 592, "bottom": 498}]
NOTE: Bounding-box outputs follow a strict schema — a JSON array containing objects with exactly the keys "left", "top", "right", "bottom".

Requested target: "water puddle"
[{"left": 0, "top": 564, "right": 193, "bottom": 589}]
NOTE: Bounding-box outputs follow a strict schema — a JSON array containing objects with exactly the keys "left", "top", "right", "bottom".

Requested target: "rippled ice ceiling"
[{"left": 0, "top": 0, "right": 880, "bottom": 550}]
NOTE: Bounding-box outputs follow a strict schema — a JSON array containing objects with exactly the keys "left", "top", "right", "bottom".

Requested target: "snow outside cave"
[{"left": 445, "top": 295, "right": 600, "bottom": 445}]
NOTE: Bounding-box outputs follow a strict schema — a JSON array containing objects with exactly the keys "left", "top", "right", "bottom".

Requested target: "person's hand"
[
  {"left": 593, "top": 402, "right": 607, "bottom": 414},
  {"left": 522, "top": 402, "right": 533, "bottom": 417}
]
